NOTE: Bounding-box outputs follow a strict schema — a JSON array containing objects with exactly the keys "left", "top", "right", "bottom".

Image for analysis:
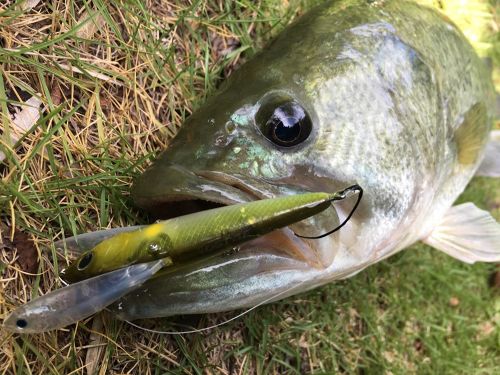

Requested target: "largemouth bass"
[{"left": 4, "top": 0, "right": 500, "bottom": 332}]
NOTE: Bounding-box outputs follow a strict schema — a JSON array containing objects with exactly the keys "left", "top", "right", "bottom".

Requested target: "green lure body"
[{"left": 62, "top": 191, "right": 339, "bottom": 282}]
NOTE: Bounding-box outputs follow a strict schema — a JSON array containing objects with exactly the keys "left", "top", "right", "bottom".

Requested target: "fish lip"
[
  {"left": 193, "top": 170, "right": 273, "bottom": 201},
  {"left": 131, "top": 163, "right": 256, "bottom": 212}
]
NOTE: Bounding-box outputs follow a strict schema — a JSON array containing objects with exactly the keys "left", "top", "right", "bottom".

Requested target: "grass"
[{"left": 0, "top": 0, "right": 498, "bottom": 373}]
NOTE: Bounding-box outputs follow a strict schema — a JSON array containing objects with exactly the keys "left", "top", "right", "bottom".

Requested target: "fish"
[{"left": 3, "top": 0, "right": 500, "bottom": 332}]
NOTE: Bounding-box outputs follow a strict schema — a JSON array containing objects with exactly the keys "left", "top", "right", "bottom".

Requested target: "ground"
[{"left": 0, "top": 0, "right": 498, "bottom": 374}]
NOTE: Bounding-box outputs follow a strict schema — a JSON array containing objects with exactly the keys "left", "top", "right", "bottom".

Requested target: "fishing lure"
[
  {"left": 61, "top": 185, "right": 362, "bottom": 282},
  {"left": 3, "top": 186, "right": 362, "bottom": 333}
]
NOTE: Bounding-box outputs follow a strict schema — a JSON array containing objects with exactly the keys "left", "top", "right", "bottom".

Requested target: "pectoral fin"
[
  {"left": 476, "top": 130, "right": 500, "bottom": 177},
  {"left": 454, "top": 103, "right": 489, "bottom": 166},
  {"left": 422, "top": 203, "right": 500, "bottom": 263},
  {"left": 3, "top": 259, "right": 165, "bottom": 333}
]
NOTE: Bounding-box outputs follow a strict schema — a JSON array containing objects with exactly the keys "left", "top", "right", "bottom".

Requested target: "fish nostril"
[
  {"left": 77, "top": 252, "right": 93, "bottom": 270},
  {"left": 16, "top": 319, "right": 28, "bottom": 329}
]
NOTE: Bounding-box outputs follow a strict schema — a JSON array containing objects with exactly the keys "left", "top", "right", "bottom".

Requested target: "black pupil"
[
  {"left": 267, "top": 104, "right": 305, "bottom": 144},
  {"left": 78, "top": 252, "right": 93, "bottom": 270},
  {"left": 265, "top": 101, "right": 310, "bottom": 147},
  {"left": 269, "top": 116, "right": 301, "bottom": 143},
  {"left": 16, "top": 319, "right": 28, "bottom": 328}
]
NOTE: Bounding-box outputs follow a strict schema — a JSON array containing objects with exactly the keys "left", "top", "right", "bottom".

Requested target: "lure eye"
[
  {"left": 145, "top": 233, "right": 172, "bottom": 257},
  {"left": 16, "top": 318, "right": 28, "bottom": 329},
  {"left": 257, "top": 99, "right": 312, "bottom": 147},
  {"left": 77, "top": 252, "right": 93, "bottom": 270}
]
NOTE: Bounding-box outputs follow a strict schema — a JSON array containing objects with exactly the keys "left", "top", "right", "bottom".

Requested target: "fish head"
[
  {"left": 131, "top": 47, "right": 366, "bottom": 267},
  {"left": 130, "top": 1, "right": 462, "bottom": 310}
]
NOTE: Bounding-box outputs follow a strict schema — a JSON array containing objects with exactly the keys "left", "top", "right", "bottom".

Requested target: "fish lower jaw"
[{"left": 239, "top": 227, "right": 337, "bottom": 270}]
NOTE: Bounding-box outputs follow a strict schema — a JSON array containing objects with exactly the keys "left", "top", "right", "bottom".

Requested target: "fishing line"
[
  {"left": 294, "top": 184, "right": 363, "bottom": 239},
  {"left": 120, "top": 278, "right": 310, "bottom": 335}
]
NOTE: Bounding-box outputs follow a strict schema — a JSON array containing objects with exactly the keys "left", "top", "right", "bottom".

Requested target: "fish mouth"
[
  {"left": 132, "top": 163, "right": 339, "bottom": 268},
  {"left": 131, "top": 163, "right": 291, "bottom": 219}
]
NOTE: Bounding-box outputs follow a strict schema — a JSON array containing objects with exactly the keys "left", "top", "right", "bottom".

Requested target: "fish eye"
[
  {"left": 77, "top": 251, "right": 93, "bottom": 270},
  {"left": 257, "top": 98, "right": 312, "bottom": 147},
  {"left": 16, "top": 318, "right": 28, "bottom": 329}
]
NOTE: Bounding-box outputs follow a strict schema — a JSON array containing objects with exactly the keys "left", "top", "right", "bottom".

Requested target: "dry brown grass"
[
  {"left": 0, "top": 1, "right": 307, "bottom": 373},
  {"left": 0, "top": 0, "right": 498, "bottom": 374}
]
